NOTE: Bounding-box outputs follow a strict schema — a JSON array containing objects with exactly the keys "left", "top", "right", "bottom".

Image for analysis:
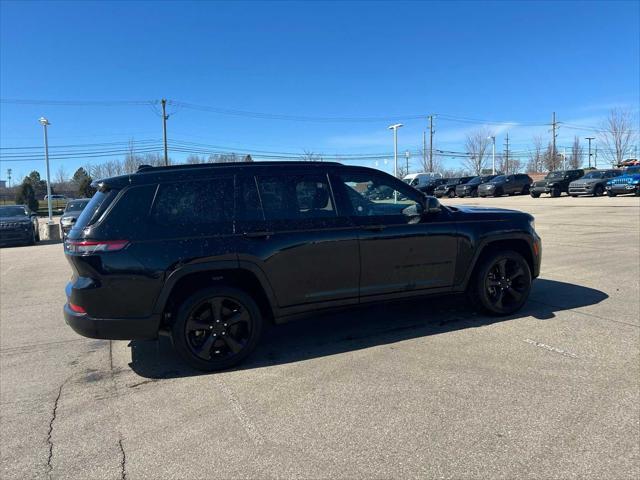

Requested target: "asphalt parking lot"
[{"left": 1, "top": 194, "right": 639, "bottom": 479}]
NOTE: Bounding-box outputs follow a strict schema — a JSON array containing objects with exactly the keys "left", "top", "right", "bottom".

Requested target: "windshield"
[
  {"left": 65, "top": 200, "right": 90, "bottom": 212},
  {"left": 582, "top": 172, "right": 604, "bottom": 179},
  {"left": 0, "top": 206, "right": 28, "bottom": 217},
  {"left": 466, "top": 177, "right": 482, "bottom": 185},
  {"left": 489, "top": 176, "right": 506, "bottom": 183},
  {"left": 546, "top": 171, "right": 564, "bottom": 179},
  {"left": 624, "top": 166, "right": 640, "bottom": 175}
]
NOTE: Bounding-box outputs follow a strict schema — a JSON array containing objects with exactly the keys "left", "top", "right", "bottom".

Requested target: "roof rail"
[{"left": 134, "top": 161, "right": 343, "bottom": 173}]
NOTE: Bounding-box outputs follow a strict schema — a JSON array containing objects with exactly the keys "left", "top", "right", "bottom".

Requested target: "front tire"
[
  {"left": 448, "top": 190, "right": 456, "bottom": 198},
  {"left": 607, "top": 190, "right": 616, "bottom": 197},
  {"left": 594, "top": 185, "right": 604, "bottom": 197},
  {"left": 530, "top": 192, "right": 540, "bottom": 198},
  {"left": 550, "top": 187, "right": 561, "bottom": 198},
  {"left": 171, "top": 287, "right": 264, "bottom": 371},
  {"left": 468, "top": 250, "right": 532, "bottom": 316}
]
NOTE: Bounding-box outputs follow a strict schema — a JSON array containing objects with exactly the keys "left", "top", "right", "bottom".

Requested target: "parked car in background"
[
  {"left": 44, "top": 194, "right": 69, "bottom": 214},
  {"left": 60, "top": 199, "right": 91, "bottom": 240},
  {"left": 456, "top": 174, "right": 498, "bottom": 198},
  {"left": 416, "top": 177, "right": 449, "bottom": 196},
  {"left": 0, "top": 205, "right": 39, "bottom": 247},
  {"left": 63, "top": 161, "right": 541, "bottom": 371},
  {"left": 478, "top": 174, "right": 533, "bottom": 197},
  {"left": 568, "top": 170, "right": 622, "bottom": 197},
  {"left": 434, "top": 176, "right": 475, "bottom": 198},
  {"left": 530, "top": 169, "right": 584, "bottom": 197},
  {"left": 606, "top": 166, "right": 640, "bottom": 197},
  {"left": 403, "top": 172, "right": 443, "bottom": 190}
]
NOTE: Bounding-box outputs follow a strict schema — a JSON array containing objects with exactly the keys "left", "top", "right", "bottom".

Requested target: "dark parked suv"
[
  {"left": 455, "top": 175, "right": 498, "bottom": 198},
  {"left": 434, "top": 176, "right": 475, "bottom": 198},
  {"left": 64, "top": 162, "right": 541, "bottom": 371},
  {"left": 478, "top": 174, "right": 533, "bottom": 197},
  {"left": 530, "top": 169, "right": 584, "bottom": 197}
]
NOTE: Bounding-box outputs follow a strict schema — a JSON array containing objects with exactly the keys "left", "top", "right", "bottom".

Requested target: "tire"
[
  {"left": 530, "top": 192, "right": 540, "bottom": 198},
  {"left": 448, "top": 190, "right": 455, "bottom": 198},
  {"left": 594, "top": 185, "right": 604, "bottom": 197},
  {"left": 468, "top": 250, "right": 532, "bottom": 316},
  {"left": 521, "top": 185, "right": 530, "bottom": 195},
  {"left": 171, "top": 286, "right": 264, "bottom": 371},
  {"left": 550, "top": 187, "right": 561, "bottom": 198},
  {"left": 636, "top": 188, "right": 640, "bottom": 197},
  {"left": 27, "top": 227, "right": 36, "bottom": 246},
  {"left": 493, "top": 188, "right": 501, "bottom": 197},
  {"left": 607, "top": 190, "right": 616, "bottom": 197},
  {"left": 570, "top": 194, "right": 578, "bottom": 198},
  {"left": 471, "top": 190, "right": 478, "bottom": 198}
]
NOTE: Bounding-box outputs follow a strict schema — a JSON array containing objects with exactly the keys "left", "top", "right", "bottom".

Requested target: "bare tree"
[
  {"left": 499, "top": 154, "right": 523, "bottom": 174},
  {"left": 55, "top": 164, "right": 68, "bottom": 184},
  {"left": 417, "top": 147, "right": 442, "bottom": 173},
  {"left": 543, "top": 143, "right": 561, "bottom": 171},
  {"left": 598, "top": 108, "right": 637, "bottom": 166},
  {"left": 526, "top": 135, "right": 544, "bottom": 173},
  {"left": 208, "top": 153, "right": 238, "bottom": 163},
  {"left": 569, "top": 136, "right": 583, "bottom": 169},
  {"left": 123, "top": 139, "right": 142, "bottom": 173},
  {"left": 186, "top": 154, "right": 206, "bottom": 164},
  {"left": 301, "top": 150, "right": 323, "bottom": 162},
  {"left": 463, "top": 129, "right": 492, "bottom": 175}
]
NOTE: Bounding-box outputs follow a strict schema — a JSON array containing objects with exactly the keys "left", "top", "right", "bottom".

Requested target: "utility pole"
[
  {"left": 38, "top": 117, "right": 53, "bottom": 223},
  {"left": 586, "top": 136, "right": 594, "bottom": 168},
  {"left": 405, "top": 150, "right": 410, "bottom": 174},
  {"left": 388, "top": 123, "right": 403, "bottom": 203},
  {"left": 489, "top": 136, "right": 496, "bottom": 174},
  {"left": 551, "top": 112, "right": 558, "bottom": 170},
  {"left": 161, "top": 98, "right": 169, "bottom": 166},
  {"left": 504, "top": 133, "right": 510, "bottom": 174},
  {"left": 428, "top": 115, "right": 434, "bottom": 172},
  {"left": 422, "top": 131, "right": 427, "bottom": 171},
  {"left": 6, "top": 168, "right": 11, "bottom": 188},
  {"left": 594, "top": 145, "right": 598, "bottom": 168}
]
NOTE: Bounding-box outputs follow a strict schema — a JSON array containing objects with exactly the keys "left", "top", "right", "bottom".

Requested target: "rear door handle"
[
  {"left": 361, "top": 225, "right": 386, "bottom": 232},
  {"left": 243, "top": 231, "right": 274, "bottom": 239}
]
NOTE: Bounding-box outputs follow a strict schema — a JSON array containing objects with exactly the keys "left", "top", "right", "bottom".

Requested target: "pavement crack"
[
  {"left": 118, "top": 438, "right": 127, "bottom": 480},
  {"left": 46, "top": 383, "right": 64, "bottom": 477}
]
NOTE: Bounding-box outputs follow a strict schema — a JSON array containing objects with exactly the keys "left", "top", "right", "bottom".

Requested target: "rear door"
[
  {"left": 331, "top": 168, "right": 458, "bottom": 299},
  {"left": 235, "top": 170, "right": 360, "bottom": 309}
]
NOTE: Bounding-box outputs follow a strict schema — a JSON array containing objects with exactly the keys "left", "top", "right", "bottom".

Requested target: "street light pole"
[
  {"left": 405, "top": 150, "right": 410, "bottom": 174},
  {"left": 388, "top": 123, "right": 403, "bottom": 203},
  {"left": 586, "top": 137, "right": 595, "bottom": 168},
  {"left": 39, "top": 117, "right": 53, "bottom": 223},
  {"left": 489, "top": 136, "right": 496, "bottom": 174}
]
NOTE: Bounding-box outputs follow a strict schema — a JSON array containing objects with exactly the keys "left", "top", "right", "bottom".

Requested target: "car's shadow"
[{"left": 127, "top": 278, "right": 608, "bottom": 379}]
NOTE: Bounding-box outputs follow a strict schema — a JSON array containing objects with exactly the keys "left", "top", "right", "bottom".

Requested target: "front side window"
[
  {"left": 256, "top": 174, "right": 335, "bottom": 221},
  {"left": 336, "top": 172, "right": 422, "bottom": 219}
]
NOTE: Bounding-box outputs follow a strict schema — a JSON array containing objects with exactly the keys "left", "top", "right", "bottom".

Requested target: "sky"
[{"left": 1, "top": 0, "right": 639, "bottom": 181}]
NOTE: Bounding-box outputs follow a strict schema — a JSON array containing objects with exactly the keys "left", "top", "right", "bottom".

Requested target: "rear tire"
[
  {"left": 27, "top": 228, "right": 36, "bottom": 246},
  {"left": 607, "top": 190, "right": 616, "bottom": 197},
  {"left": 521, "top": 185, "right": 530, "bottom": 195},
  {"left": 171, "top": 287, "right": 264, "bottom": 371},
  {"left": 594, "top": 185, "right": 604, "bottom": 197},
  {"left": 468, "top": 250, "right": 532, "bottom": 316},
  {"left": 448, "top": 190, "right": 455, "bottom": 198},
  {"left": 550, "top": 187, "right": 561, "bottom": 198}
]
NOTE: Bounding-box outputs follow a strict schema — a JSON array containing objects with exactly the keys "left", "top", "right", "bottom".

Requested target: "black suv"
[
  {"left": 0, "top": 205, "right": 40, "bottom": 247},
  {"left": 530, "top": 169, "right": 584, "bottom": 198},
  {"left": 434, "top": 176, "right": 475, "bottom": 198},
  {"left": 455, "top": 175, "right": 498, "bottom": 198},
  {"left": 64, "top": 162, "right": 541, "bottom": 371},
  {"left": 416, "top": 178, "right": 449, "bottom": 196},
  {"left": 478, "top": 174, "right": 533, "bottom": 197}
]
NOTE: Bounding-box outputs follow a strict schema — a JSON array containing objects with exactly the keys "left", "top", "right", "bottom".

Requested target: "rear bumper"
[{"left": 63, "top": 303, "right": 160, "bottom": 340}]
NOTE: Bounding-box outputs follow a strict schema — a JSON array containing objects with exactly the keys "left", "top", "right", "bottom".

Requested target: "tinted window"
[
  {"left": 337, "top": 172, "right": 422, "bottom": 220},
  {"left": 236, "top": 176, "right": 264, "bottom": 221},
  {"left": 490, "top": 176, "right": 506, "bottom": 183},
  {"left": 151, "top": 178, "right": 233, "bottom": 229},
  {"left": 256, "top": 174, "right": 335, "bottom": 220},
  {"left": 65, "top": 200, "right": 90, "bottom": 212},
  {"left": 0, "top": 206, "right": 28, "bottom": 217},
  {"left": 101, "top": 185, "right": 157, "bottom": 237},
  {"left": 74, "top": 190, "right": 119, "bottom": 230}
]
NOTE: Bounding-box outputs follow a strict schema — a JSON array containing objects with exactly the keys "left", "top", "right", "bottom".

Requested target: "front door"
[{"left": 331, "top": 169, "right": 458, "bottom": 299}]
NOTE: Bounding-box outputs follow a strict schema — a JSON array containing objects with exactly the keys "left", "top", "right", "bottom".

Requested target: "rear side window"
[
  {"left": 99, "top": 185, "right": 157, "bottom": 238},
  {"left": 74, "top": 190, "right": 119, "bottom": 230},
  {"left": 151, "top": 178, "right": 234, "bottom": 233},
  {"left": 256, "top": 174, "right": 335, "bottom": 220}
]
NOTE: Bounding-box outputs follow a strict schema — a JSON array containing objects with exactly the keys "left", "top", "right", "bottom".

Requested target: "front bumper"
[
  {"left": 0, "top": 228, "right": 32, "bottom": 246},
  {"left": 607, "top": 184, "right": 638, "bottom": 194},
  {"left": 568, "top": 185, "right": 595, "bottom": 195},
  {"left": 531, "top": 186, "right": 552, "bottom": 194}
]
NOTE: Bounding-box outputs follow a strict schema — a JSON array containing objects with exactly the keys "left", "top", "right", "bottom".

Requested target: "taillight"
[
  {"left": 65, "top": 239, "right": 129, "bottom": 255},
  {"left": 69, "top": 302, "right": 86, "bottom": 314}
]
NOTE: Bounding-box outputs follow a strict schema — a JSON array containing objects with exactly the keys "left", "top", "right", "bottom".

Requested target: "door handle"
[
  {"left": 243, "top": 231, "right": 274, "bottom": 239},
  {"left": 361, "top": 225, "right": 386, "bottom": 232}
]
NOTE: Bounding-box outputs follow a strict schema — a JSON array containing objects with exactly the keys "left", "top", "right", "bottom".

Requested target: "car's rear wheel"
[
  {"left": 521, "top": 185, "right": 530, "bottom": 195},
  {"left": 171, "top": 287, "right": 263, "bottom": 371},
  {"left": 468, "top": 250, "right": 532, "bottom": 316},
  {"left": 607, "top": 190, "right": 616, "bottom": 197},
  {"left": 550, "top": 187, "right": 561, "bottom": 198},
  {"left": 594, "top": 185, "right": 604, "bottom": 197},
  {"left": 448, "top": 190, "right": 455, "bottom": 198},
  {"left": 471, "top": 190, "right": 478, "bottom": 198}
]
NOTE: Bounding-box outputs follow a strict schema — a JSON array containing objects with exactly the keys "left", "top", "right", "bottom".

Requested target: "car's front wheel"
[
  {"left": 550, "top": 187, "right": 561, "bottom": 198},
  {"left": 172, "top": 287, "right": 264, "bottom": 371},
  {"left": 594, "top": 185, "right": 605, "bottom": 197},
  {"left": 530, "top": 191, "right": 540, "bottom": 198},
  {"left": 607, "top": 190, "right": 616, "bottom": 197},
  {"left": 469, "top": 250, "right": 532, "bottom": 316}
]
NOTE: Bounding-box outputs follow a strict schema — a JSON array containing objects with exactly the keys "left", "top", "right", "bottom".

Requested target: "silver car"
[{"left": 568, "top": 170, "right": 621, "bottom": 197}]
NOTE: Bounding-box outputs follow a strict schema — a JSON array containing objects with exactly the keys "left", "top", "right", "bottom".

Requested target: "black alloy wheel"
[
  {"left": 469, "top": 250, "right": 532, "bottom": 315},
  {"left": 172, "top": 287, "right": 263, "bottom": 371}
]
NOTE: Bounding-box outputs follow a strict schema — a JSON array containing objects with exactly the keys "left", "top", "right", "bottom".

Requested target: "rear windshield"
[
  {"left": 65, "top": 200, "right": 90, "bottom": 212},
  {"left": 73, "top": 190, "right": 118, "bottom": 230}
]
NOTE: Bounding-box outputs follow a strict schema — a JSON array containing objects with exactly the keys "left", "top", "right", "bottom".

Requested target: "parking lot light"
[
  {"left": 388, "top": 123, "right": 403, "bottom": 203},
  {"left": 39, "top": 117, "right": 53, "bottom": 224}
]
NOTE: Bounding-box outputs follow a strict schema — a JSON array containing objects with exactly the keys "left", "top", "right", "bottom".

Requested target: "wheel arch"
[{"left": 154, "top": 262, "right": 277, "bottom": 327}]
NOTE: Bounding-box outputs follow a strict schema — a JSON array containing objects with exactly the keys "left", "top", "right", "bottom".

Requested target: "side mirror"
[{"left": 425, "top": 196, "right": 441, "bottom": 214}]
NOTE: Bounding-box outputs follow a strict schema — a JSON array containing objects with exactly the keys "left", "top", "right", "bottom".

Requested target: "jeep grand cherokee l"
[
  {"left": 478, "top": 174, "right": 532, "bottom": 197},
  {"left": 63, "top": 162, "right": 541, "bottom": 371}
]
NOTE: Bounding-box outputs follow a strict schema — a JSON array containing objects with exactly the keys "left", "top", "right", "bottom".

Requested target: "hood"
[
  {"left": 0, "top": 216, "right": 31, "bottom": 223},
  {"left": 454, "top": 205, "right": 534, "bottom": 222},
  {"left": 608, "top": 174, "right": 640, "bottom": 184},
  {"left": 570, "top": 178, "right": 600, "bottom": 186}
]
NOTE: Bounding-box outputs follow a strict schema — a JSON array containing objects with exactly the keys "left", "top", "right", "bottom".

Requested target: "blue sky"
[{"left": 1, "top": 0, "right": 639, "bottom": 180}]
